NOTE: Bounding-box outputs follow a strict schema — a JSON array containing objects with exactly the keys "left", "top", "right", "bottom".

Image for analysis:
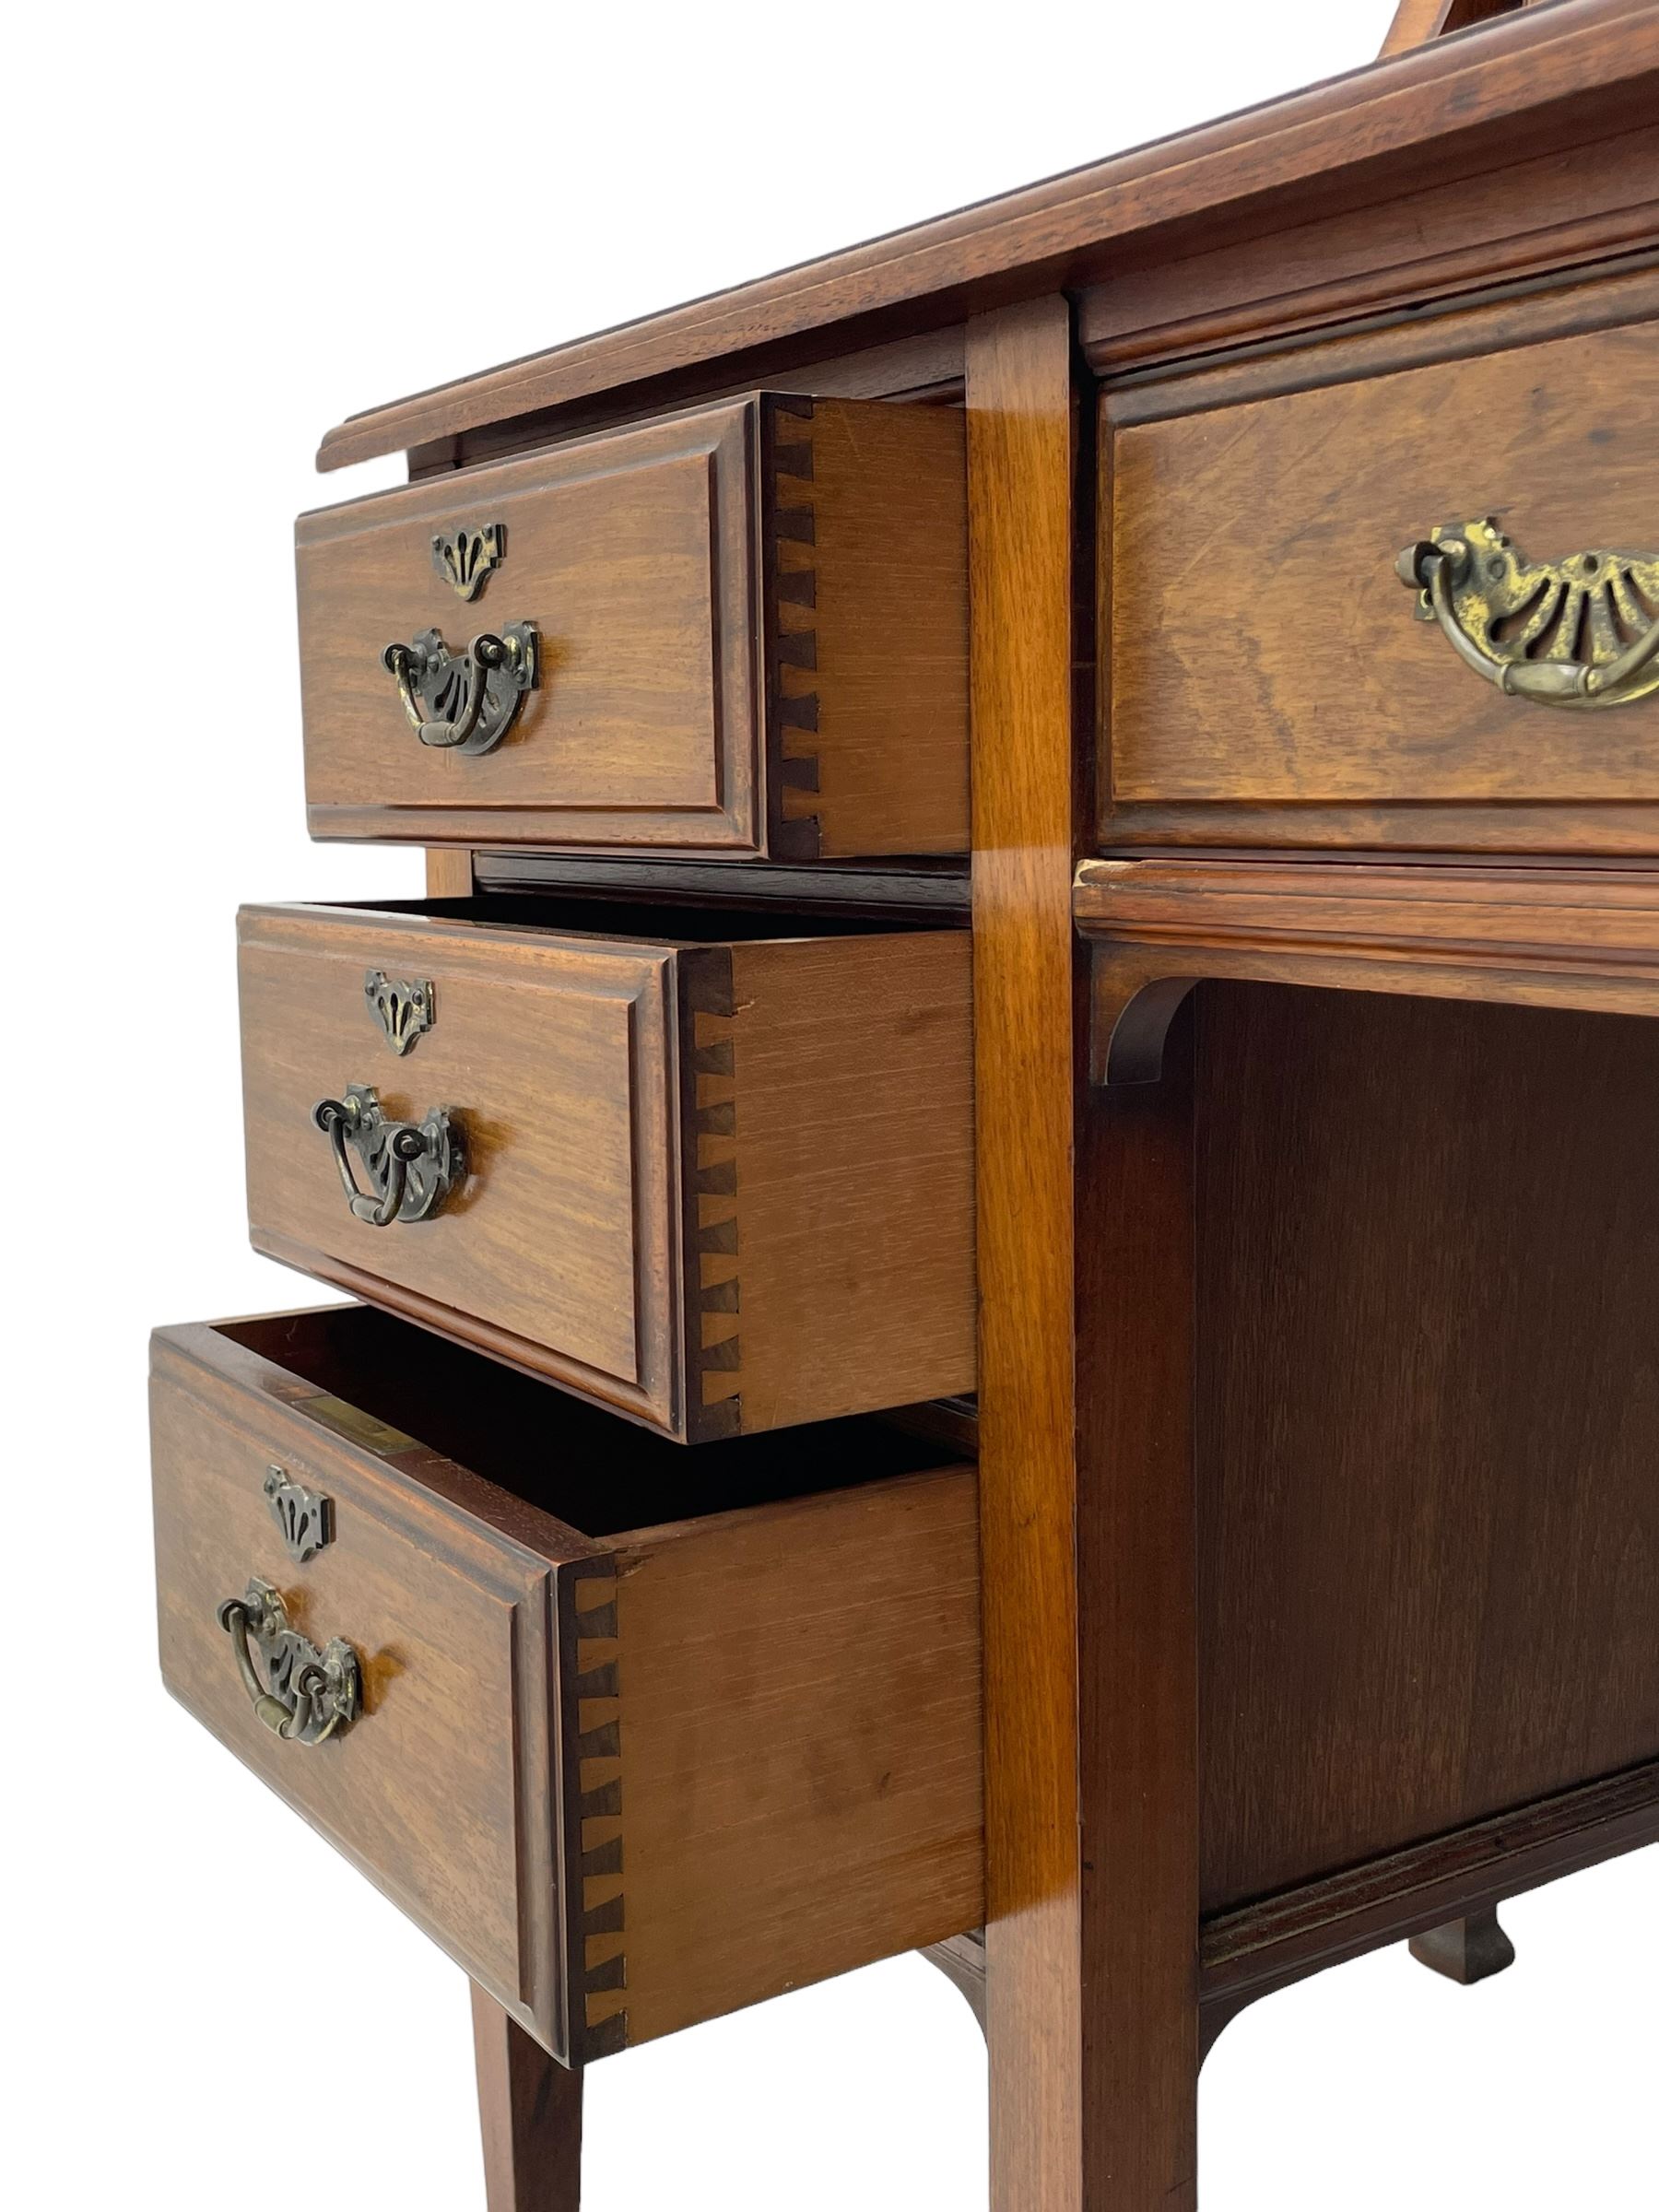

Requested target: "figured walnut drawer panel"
[
  {"left": 298, "top": 394, "right": 968, "bottom": 858},
  {"left": 1102, "top": 293, "right": 1659, "bottom": 853},
  {"left": 238, "top": 900, "right": 975, "bottom": 1441},
  {"left": 151, "top": 1304, "right": 983, "bottom": 2062}
]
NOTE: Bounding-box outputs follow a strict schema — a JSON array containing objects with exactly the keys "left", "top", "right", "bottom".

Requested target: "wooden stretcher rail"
[{"left": 1077, "top": 856, "right": 1659, "bottom": 1082}]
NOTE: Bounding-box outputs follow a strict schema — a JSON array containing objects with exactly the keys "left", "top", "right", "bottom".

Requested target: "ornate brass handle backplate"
[
  {"left": 217, "top": 1578, "right": 361, "bottom": 1746},
  {"left": 312, "top": 1082, "right": 462, "bottom": 1227},
  {"left": 1397, "top": 517, "right": 1659, "bottom": 710},
  {"left": 382, "top": 621, "right": 539, "bottom": 753}
]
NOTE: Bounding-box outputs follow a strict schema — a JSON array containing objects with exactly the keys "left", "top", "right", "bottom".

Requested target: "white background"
[{"left": 7, "top": 2, "right": 1653, "bottom": 2206}]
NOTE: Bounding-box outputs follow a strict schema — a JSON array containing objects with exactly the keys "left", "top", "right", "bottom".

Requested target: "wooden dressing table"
[{"left": 149, "top": 1, "right": 1659, "bottom": 2202}]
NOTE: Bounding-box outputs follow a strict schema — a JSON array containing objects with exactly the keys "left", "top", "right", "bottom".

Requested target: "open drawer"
[
  {"left": 297, "top": 394, "right": 969, "bottom": 858},
  {"left": 238, "top": 896, "right": 975, "bottom": 1441},
  {"left": 150, "top": 1303, "right": 983, "bottom": 2063}
]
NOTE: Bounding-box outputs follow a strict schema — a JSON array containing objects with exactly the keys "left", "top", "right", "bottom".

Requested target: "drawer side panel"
[
  {"left": 603, "top": 1466, "right": 984, "bottom": 2049},
  {"left": 707, "top": 931, "right": 977, "bottom": 1434}
]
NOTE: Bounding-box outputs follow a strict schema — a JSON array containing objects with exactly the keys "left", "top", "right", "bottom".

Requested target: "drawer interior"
[
  {"left": 339, "top": 890, "right": 967, "bottom": 943},
  {"left": 214, "top": 1302, "right": 970, "bottom": 1536}
]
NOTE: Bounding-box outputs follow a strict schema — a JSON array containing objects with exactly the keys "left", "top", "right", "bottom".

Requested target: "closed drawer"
[
  {"left": 1101, "top": 278, "right": 1659, "bottom": 853},
  {"left": 298, "top": 394, "right": 968, "bottom": 857},
  {"left": 151, "top": 1303, "right": 982, "bottom": 2061},
  {"left": 239, "top": 897, "right": 975, "bottom": 1441}
]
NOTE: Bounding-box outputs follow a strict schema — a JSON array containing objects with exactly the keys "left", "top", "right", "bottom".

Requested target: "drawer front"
[
  {"left": 299, "top": 395, "right": 968, "bottom": 859},
  {"left": 151, "top": 1308, "right": 984, "bottom": 2062},
  {"left": 149, "top": 1321, "right": 588, "bottom": 2056},
  {"left": 241, "top": 904, "right": 685, "bottom": 1432},
  {"left": 300, "top": 404, "right": 759, "bottom": 853},
  {"left": 239, "top": 904, "right": 976, "bottom": 1440},
  {"left": 1103, "top": 287, "right": 1659, "bottom": 852}
]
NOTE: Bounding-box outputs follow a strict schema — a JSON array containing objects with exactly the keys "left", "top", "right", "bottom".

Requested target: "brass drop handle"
[
  {"left": 1397, "top": 517, "right": 1659, "bottom": 712},
  {"left": 382, "top": 621, "right": 538, "bottom": 754},
  {"left": 217, "top": 1579, "right": 361, "bottom": 1747},
  {"left": 313, "top": 1084, "right": 463, "bottom": 1228}
]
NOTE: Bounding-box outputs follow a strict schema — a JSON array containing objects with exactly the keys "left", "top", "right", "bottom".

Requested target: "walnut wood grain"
[
  {"left": 1077, "top": 1013, "right": 1202, "bottom": 2209},
  {"left": 316, "top": 2, "right": 1659, "bottom": 470},
  {"left": 1077, "top": 856, "right": 1659, "bottom": 1081},
  {"left": 1102, "top": 288, "right": 1659, "bottom": 855},
  {"left": 965, "top": 296, "right": 1085, "bottom": 2212},
  {"left": 1099, "top": 255, "right": 1658, "bottom": 429},
  {"left": 425, "top": 849, "right": 475, "bottom": 898},
  {"left": 1200, "top": 1757, "right": 1659, "bottom": 2030},
  {"left": 426, "top": 327, "right": 966, "bottom": 477},
  {"left": 300, "top": 394, "right": 967, "bottom": 858},
  {"left": 240, "top": 901, "right": 683, "bottom": 1429},
  {"left": 472, "top": 1987, "right": 583, "bottom": 2212},
  {"left": 1078, "top": 126, "right": 1658, "bottom": 378},
  {"left": 304, "top": 405, "right": 759, "bottom": 853},
  {"left": 707, "top": 933, "right": 976, "bottom": 1432},
  {"left": 1382, "top": 0, "right": 1543, "bottom": 56},
  {"left": 1191, "top": 984, "right": 1659, "bottom": 1911},
  {"left": 151, "top": 1305, "right": 982, "bottom": 2065},
  {"left": 238, "top": 901, "right": 974, "bottom": 1440},
  {"left": 147, "top": 12, "right": 1659, "bottom": 2204},
  {"left": 1382, "top": 0, "right": 1464, "bottom": 52},
  {"left": 150, "top": 1318, "right": 589, "bottom": 2054},
  {"left": 760, "top": 394, "right": 970, "bottom": 858},
  {"left": 604, "top": 1469, "right": 983, "bottom": 2045}
]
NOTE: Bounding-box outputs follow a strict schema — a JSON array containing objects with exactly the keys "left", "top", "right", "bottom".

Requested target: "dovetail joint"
[
  {"left": 688, "top": 967, "right": 741, "bottom": 1430},
  {"left": 766, "top": 397, "right": 823, "bottom": 855},
  {"left": 574, "top": 1572, "right": 627, "bottom": 2054}
]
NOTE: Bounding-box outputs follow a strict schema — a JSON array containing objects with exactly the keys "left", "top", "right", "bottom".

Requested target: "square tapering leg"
[{"left": 472, "top": 1988, "right": 583, "bottom": 2212}]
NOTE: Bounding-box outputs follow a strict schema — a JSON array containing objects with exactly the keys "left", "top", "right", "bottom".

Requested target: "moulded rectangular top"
[{"left": 315, "top": 0, "right": 1657, "bottom": 472}]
